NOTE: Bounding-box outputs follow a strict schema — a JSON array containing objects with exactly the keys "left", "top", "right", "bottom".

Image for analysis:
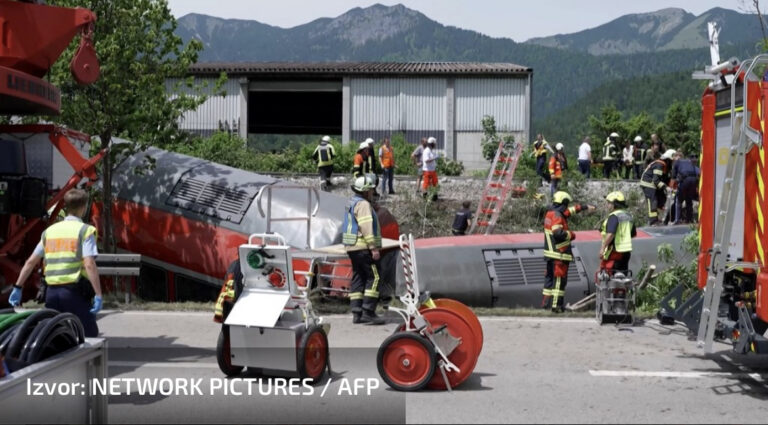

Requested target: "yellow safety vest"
[
  {"left": 601, "top": 209, "right": 633, "bottom": 256},
  {"left": 42, "top": 220, "right": 97, "bottom": 285},
  {"left": 314, "top": 144, "right": 335, "bottom": 167}
]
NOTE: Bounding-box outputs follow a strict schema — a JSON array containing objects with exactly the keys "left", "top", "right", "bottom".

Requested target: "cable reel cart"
[
  {"left": 376, "top": 234, "right": 483, "bottom": 391},
  {"left": 216, "top": 233, "right": 330, "bottom": 381}
]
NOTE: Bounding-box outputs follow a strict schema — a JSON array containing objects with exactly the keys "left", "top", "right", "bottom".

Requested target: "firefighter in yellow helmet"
[
  {"left": 599, "top": 191, "right": 637, "bottom": 274},
  {"left": 542, "top": 191, "right": 596, "bottom": 312},
  {"left": 342, "top": 175, "right": 385, "bottom": 325}
]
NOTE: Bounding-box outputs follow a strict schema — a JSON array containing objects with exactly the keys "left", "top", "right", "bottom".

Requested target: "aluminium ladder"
[
  {"left": 469, "top": 139, "right": 524, "bottom": 235},
  {"left": 696, "top": 55, "right": 767, "bottom": 352}
]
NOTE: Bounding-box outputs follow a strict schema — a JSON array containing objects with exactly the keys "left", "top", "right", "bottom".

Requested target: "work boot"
[
  {"left": 352, "top": 312, "right": 363, "bottom": 324},
  {"left": 359, "top": 310, "right": 386, "bottom": 325}
]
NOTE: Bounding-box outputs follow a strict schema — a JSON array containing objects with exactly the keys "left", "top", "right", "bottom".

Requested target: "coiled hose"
[{"left": 0, "top": 309, "right": 84, "bottom": 375}]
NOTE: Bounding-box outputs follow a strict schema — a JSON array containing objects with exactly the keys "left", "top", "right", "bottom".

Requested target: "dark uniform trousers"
[
  {"left": 677, "top": 176, "right": 698, "bottom": 223},
  {"left": 543, "top": 259, "right": 569, "bottom": 311},
  {"left": 643, "top": 187, "right": 666, "bottom": 225},
  {"left": 347, "top": 250, "right": 381, "bottom": 313},
  {"left": 536, "top": 155, "right": 547, "bottom": 179},
  {"left": 46, "top": 279, "right": 99, "bottom": 337}
]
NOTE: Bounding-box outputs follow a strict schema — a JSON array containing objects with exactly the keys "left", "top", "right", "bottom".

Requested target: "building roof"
[{"left": 188, "top": 62, "right": 532, "bottom": 77}]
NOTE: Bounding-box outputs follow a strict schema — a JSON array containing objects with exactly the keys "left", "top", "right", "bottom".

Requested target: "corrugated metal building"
[{"left": 180, "top": 62, "right": 532, "bottom": 169}]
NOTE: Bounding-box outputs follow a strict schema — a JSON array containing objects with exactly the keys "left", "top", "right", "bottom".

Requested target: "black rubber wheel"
[
  {"left": 297, "top": 326, "right": 329, "bottom": 383},
  {"left": 216, "top": 327, "right": 244, "bottom": 377},
  {"left": 377, "top": 331, "right": 436, "bottom": 392}
]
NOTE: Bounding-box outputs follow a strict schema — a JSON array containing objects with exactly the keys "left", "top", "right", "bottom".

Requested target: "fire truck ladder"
[
  {"left": 696, "top": 55, "right": 767, "bottom": 353},
  {"left": 469, "top": 139, "right": 524, "bottom": 235}
]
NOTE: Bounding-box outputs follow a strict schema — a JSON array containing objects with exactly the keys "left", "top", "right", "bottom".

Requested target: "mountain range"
[{"left": 174, "top": 4, "right": 765, "bottom": 137}]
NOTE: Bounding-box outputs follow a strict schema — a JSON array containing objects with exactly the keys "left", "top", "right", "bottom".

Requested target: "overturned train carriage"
[{"left": 105, "top": 147, "right": 691, "bottom": 306}]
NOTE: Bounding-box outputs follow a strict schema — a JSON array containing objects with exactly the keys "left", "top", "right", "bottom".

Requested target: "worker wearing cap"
[
  {"left": 531, "top": 134, "right": 554, "bottom": 184},
  {"left": 599, "top": 191, "right": 637, "bottom": 274},
  {"left": 9, "top": 189, "right": 102, "bottom": 337},
  {"left": 422, "top": 137, "right": 438, "bottom": 198},
  {"left": 542, "top": 191, "right": 596, "bottom": 312},
  {"left": 342, "top": 175, "right": 385, "bottom": 325},
  {"left": 313, "top": 136, "right": 336, "bottom": 191},
  {"left": 352, "top": 141, "right": 368, "bottom": 179},
  {"left": 602, "top": 132, "right": 619, "bottom": 178},
  {"left": 548, "top": 143, "right": 565, "bottom": 197},
  {"left": 640, "top": 149, "right": 676, "bottom": 226},
  {"left": 633, "top": 136, "right": 647, "bottom": 180}
]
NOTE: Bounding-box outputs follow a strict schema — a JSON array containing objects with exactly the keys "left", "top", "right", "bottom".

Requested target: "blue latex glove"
[
  {"left": 90, "top": 295, "right": 102, "bottom": 314},
  {"left": 8, "top": 287, "right": 22, "bottom": 307}
]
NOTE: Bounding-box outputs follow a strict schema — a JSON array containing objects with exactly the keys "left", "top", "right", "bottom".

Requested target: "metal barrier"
[{"left": 96, "top": 253, "right": 140, "bottom": 304}]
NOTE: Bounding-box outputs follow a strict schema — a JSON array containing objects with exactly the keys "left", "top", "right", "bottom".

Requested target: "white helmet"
[
  {"left": 358, "top": 142, "right": 368, "bottom": 151},
  {"left": 555, "top": 142, "right": 564, "bottom": 151},
  {"left": 427, "top": 137, "right": 437, "bottom": 145},
  {"left": 633, "top": 136, "right": 642, "bottom": 142},
  {"left": 321, "top": 135, "right": 331, "bottom": 143},
  {"left": 660, "top": 149, "right": 677, "bottom": 160},
  {"left": 351, "top": 175, "right": 375, "bottom": 192},
  {"left": 610, "top": 132, "right": 619, "bottom": 138},
  {"left": 364, "top": 138, "right": 374, "bottom": 146}
]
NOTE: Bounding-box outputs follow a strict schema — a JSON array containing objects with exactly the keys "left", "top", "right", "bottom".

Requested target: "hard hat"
[
  {"left": 351, "top": 175, "right": 375, "bottom": 193},
  {"left": 610, "top": 132, "right": 619, "bottom": 138},
  {"left": 364, "top": 138, "right": 374, "bottom": 146},
  {"left": 660, "top": 149, "right": 677, "bottom": 160},
  {"left": 605, "top": 191, "right": 626, "bottom": 204},
  {"left": 633, "top": 136, "right": 642, "bottom": 142},
  {"left": 427, "top": 137, "right": 437, "bottom": 145},
  {"left": 552, "top": 191, "right": 573, "bottom": 205},
  {"left": 555, "top": 142, "right": 564, "bottom": 151},
  {"left": 358, "top": 142, "right": 368, "bottom": 151},
  {"left": 321, "top": 135, "right": 331, "bottom": 143}
]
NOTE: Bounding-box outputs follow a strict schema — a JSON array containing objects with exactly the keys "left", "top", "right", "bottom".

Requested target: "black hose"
[{"left": 0, "top": 309, "right": 86, "bottom": 373}]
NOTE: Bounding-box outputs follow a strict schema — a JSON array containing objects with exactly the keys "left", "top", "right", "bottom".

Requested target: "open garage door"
[{"left": 248, "top": 90, "right": 342, "bottom": 135}]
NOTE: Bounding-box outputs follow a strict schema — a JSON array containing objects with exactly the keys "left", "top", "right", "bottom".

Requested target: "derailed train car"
[{"left": 104, "top": 147, "right": 691, "bottom": 306}]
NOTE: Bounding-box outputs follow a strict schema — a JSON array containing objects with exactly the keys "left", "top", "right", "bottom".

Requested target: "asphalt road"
[{"left": 71, "top": 310, "right": 768, "bottom": 424}]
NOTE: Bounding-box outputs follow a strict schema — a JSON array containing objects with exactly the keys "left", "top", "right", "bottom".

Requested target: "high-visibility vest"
[
  {"left": 314, "top": 144, "right": 335, "bottom": 167},
  {"left": 42, "top": 220, "right": 96, "bottom": 285},
  {"left": 601, "top": 209, "right": 633, "bottom": 256},
  {"left": 548, "top": 156, "right": 563, "bottom": 179},
  {"left": 534, "top": 140, "right": 549, "bottom": 158},
  {"left": 634, "top": 147, "right": 646, "bottom": 165},
  {"left": 602, "top": 140, "right": 616, "bottom": 161},
  {"left": 342, "top": 195, "right": 381, "bottom": 249},
  {"left": 353, "top": 153, "right": 365, "bottom": 178},
  {"left": 380, "top": 145, "right": 394, "bottom": 168}
]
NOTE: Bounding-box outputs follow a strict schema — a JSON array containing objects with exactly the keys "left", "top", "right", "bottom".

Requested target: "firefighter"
[
  {"left": 640, "top": 149, "right": 676, "bottom": 226},
  {"left": 313, "top": 135, "right": 336, "bottom": 191},
  {"left": 213, "top": 258, "right": 243, "bottom": 323},
  {"left": 352, "top": 141, "right": 368, "bottom": 179},
  {"left": 548, "top": 143, "right": 565, "bottom": 197},
  {"left": 671, "top": 150, "right": 699, "bottom": 224},
  {"left": 633, "top": 136, "right": 646, "bottom": 180},
  {"left": 9, "top": 189, "right": 102, "bottom": 337},
  {"left": 599, "top": 191, "right": 637, "bottom": 274},
  {"left": 531, "top": 134, "right": 553, "bottom": 184},
  {"left": 541, "top": 191, "right": 596, "bottom": 312},
  {"left": 342, "top": 175, "right": 385, "bottom": 325},
  {"left": 602, "top": 132, "right": 619, "bottom": 178}
]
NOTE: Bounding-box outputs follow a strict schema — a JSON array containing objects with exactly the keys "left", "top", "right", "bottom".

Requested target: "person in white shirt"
[
  {"left": 421, "top": 137, "right": 438, "bottom": 199},
  {"left": 577, "top": 137, "right": 592, "bottom": 178},
  {"left": 622, "top": 141, "right": 634, "bottom": 179}
]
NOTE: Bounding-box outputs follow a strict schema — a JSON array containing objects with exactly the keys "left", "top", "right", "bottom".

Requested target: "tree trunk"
[{"left": 101, "top": 133, "right": 115, "bottom": 253}]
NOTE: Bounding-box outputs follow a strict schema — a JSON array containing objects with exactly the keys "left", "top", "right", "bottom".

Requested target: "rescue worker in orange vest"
[
  {"left": 548, "top": 143, "right": 565, "bottom": 197},
  {"left": 378, "top": 138, "right": 395, "bottom": 195},
  {"left": 640, "top": 149, "right": 676, "bottom": 225},
  {"left": 342, "top": 175, "right": 385, "bottom": 325},
  {"left": 9, "top": 189, "right": 102, "bottom": 336},
  {"left": 599, "top": 191, "right": 637, "bottom": 274},
  {"left": 542, "top": 191, "right": 596, "bottom": 312},
  {"left": 352, "top": 141, "right": 368, "bottom": 179}
]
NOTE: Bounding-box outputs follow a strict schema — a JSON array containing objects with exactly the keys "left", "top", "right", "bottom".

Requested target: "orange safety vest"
[
  {"left": 548, "top": 156, "right": 563, "bottom": 179},
  {"left": 380, "top": 145, "right": 394, "bottom": 168}
]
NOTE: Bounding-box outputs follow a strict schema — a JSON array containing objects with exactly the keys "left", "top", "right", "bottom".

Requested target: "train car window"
[
  {"left": 175, "top": 274, "right": 219, "bottom": 302},
  {"left": 138, "top": 263, "right": 167, "bottom": 301}
]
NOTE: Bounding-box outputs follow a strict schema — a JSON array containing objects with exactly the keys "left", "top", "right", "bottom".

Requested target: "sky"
[{"left": 167, "top": 0, "right": 745, "bottom": 41}]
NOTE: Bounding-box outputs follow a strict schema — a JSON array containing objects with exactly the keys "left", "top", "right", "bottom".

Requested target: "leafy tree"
[
  {"left": 661, "top": 100, "right": 702, "bottom": 156},
  {"left": 48, "top": 0, "right": 216, "bottom": 251}
]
